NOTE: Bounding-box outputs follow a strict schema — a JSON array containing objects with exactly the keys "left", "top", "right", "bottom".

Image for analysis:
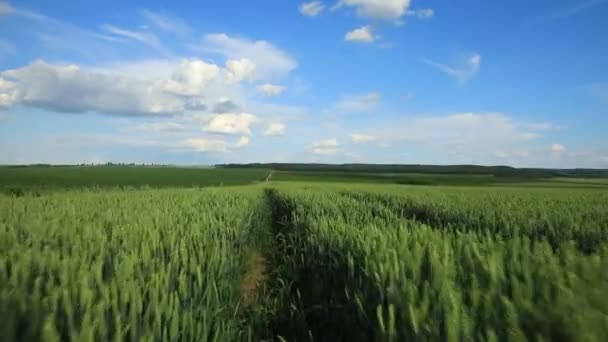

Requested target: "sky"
[{"left": 0, "top": 0, "right": 607, "bottom": 167}]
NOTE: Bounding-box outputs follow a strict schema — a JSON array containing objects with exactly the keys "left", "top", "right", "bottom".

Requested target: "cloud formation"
[
  {"left": 1, "top": 61, "right": 185, "bottom": 115},
  {"left": 299, "top": 2, "right": 325, "bottom": 17},
  {"left": 225, "top": 58, "right": 257, "bottom": 83},
  {"left": 312, "top": 138, "right": 340, "bottom": 155},
  {"left": 330, "top": 92, "right": 380, "bottom": 113},
  {"left": 201, "top": 33, "right": 297, "bottom": 80},
  {"left": 141, "top": 9, "right": 190, "bottom": 35},
  {"left": 100, "top": 24, "right": 163, "bottom": 51},
  {"left": 425, "top": 53, "right": 481, "bottom": 84},
  {"left": 350, "top": 133, "right": 376, "bottom": 144},
  {"left": 345, "top": 26, "right": 376, "bottom": 43},
  {"left": 263, "top": 123, "right": 286, "bottom": 136},
  {"left": 256, "top": 84, "right": 286, "bottom": 96},
  {"left": 180, "top": 137, "right": 230, "bottom": 153},
  {"left": 203, "top": 113, "right": 258, "bottom": 136},
  {"left": 406, "top": 8, "right": 434, "bottom": 18},
  {"left": 333, "top": 0, "right": 412, "bottom": 20}
]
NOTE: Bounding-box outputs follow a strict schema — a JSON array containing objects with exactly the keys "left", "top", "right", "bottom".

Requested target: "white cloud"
[
  {"left": 263, "top": 123, "right": 286, "bottom": 136},
  {"left": 141, "top": 9, "right": 190, "bottom": 35},
  {"left": 225, "top": 58, "right": 257, "bottom": 83},
  {"left": 312, "top": 138, "right": 340, "bottom": 154},
  {"left": 163, "top": 58, "right": 221, "bottom": 96},
  {"left": 345, "top": 26, "right": 376, "bottom": 43},
  {"left": 256, "top": 84, "right": 286, "bottom": 96},
  {"left": 100, "top": 24, "right": 163, "bottom": 50},
  {"left": 1, "top": 60, "right": 185, "bottom": 115},
  {"left": 425, "top": 53, "right": 481, "bottom": 84},
  {"left": 0, "top": 77, "right": 18, "bottom": 108},
  {"left": 525, "top": 122, "right": 558, "bottom": 131},
  {"left": 234, "top": 135, "right": 250, "bottom": 148},
  {"left": 330, "top": 92, "right": 380, "bottom": 113},
  {"left": 203, "top": 113, "right": 258, "bottom": 136},
  {"left": 0, "top": 58, "right": 271, "bottom": 116},
  {"left": 131, "top": 121, "right": 188, "bottom": 133},
  {"left": 201, "top": 33, "right": 297, "bottom": 80},
  {"left": 333, "top": 0, "right": 412, "bottom": 20},
  {"left": 350, "top": 133, "right": 376, "bottom": 144},
  {"left": 379, "top": 113, "right": 539, "bottom": 148},
  {"left": 181, "top": 137, "right": 229, "bottom": 153},
  {"left": 406, "top": 8, "right": 434, "bottom": 18},
  {"left": 495, "top": 150, "right": 529, "bottom": 159},
  {"left": 213, "top": 98, "right": 241, "bottom": 113},
  {"left": 0, "top": 2, "right": 13, "bottom": 15},
  {"left": 299, "top": 1, "right": 325, "bottom": 16},
  {"left": 551, "top": 143, "right": 566, "bottom": 153}
]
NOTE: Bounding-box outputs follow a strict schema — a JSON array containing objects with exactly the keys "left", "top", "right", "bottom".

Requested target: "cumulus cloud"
[
  {"left": 350, "top": 133, "right": 376, "bottom": 144},
  {"left": 225, "top": 58, "right": 257, "bottom": 83},
  {"left": 312, "top": 138, "right": 340, "bottom": 154},
  {"left": 425, "top": 53, "right": 481, "bottom": 84},
  {"left": 0, "top": 77, "right": 18, "bottom": 108},
  {"left": 0, "top": 57, "right": 267, "bottom": 116},
  {"left": 233, "top": 135, "right": 250, "bottom": 148},
  {"left": 263, "top": 123, "right": 286, "bottom": 136},
  {"left": 1, "top": 60, "right": 185, "bottom": 115},
  {"left": 406, "top": 8, "right": 434, "bottom": 18},
  {"left": 333, "top": 0, "right": 412, "bottom": 20},
  {"left": 203, "top": 113, "right": 258, "bottom": 136},
  {"left": 256, "top": 84, "right": 286, "bottom": 96},
  {"left": 201, "top": 33, "right": 297, "bottom": 80},
  {"left": 330, "top": 92, "right": 380, "bottom": 113},
  {"left": 299, "top": 1, "right": 325, "bottom": 16},
  {"left": 345, "top": 26, "right": 376, "bottom": 43},
  {"left": 163, "top": 58, "right": 220, "bottom": 96},
  {"left": 213, "top": 98, "right": 241, "bottom": 113}
]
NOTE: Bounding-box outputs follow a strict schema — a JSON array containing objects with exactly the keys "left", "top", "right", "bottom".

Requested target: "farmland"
[
  {"left": 1, "top": 166, "right": 607, "bottom": 341},
  {"left": 0, "top": 166, "right": 269, "bottom": 194}
]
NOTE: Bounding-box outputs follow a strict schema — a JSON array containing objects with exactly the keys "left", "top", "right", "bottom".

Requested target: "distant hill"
[{"left": 217, "top": 163, "right": 608, "bottom": 178}]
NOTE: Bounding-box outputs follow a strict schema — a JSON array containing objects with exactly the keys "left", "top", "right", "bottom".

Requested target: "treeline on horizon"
[{"left": 217, "top": 163, "right": 608, "bottom": 178}]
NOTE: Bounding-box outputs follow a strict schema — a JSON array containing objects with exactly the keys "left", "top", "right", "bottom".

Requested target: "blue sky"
[{"left": 0, "top": 0, "right": 607, "bottom": 167}]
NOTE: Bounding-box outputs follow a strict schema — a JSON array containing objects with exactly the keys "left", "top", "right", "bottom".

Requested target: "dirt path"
[
  {"left": 265, "top": 171, "right": 274, "bottom": 182},
  {"left": 240, "top": 250, "right": 268, "bottom": 306}
]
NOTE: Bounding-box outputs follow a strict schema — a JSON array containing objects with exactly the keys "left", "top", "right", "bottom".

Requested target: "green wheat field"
[{"left": 1, "top": 165, "right": 607, "bottom": 341}]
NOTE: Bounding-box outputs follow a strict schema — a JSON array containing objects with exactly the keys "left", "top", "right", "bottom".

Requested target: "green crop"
[{"left": 1, "top": 181, "right": 606, "bottom": 341}]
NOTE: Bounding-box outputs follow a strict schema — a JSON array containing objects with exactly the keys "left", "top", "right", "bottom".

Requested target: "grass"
[
  {"left": 0, "top": 166, "right": 270, "bottom": 194},
  {"left": 1, "top": 167, "right": 607, "bottom": 340},
  {"left": 272, "top": 170, "right": 608, "bottom": 188}
]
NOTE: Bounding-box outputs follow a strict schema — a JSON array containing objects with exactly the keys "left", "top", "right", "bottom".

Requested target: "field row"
[
  {"left": 1, "top": 188, "right": 269, "bottom": 341},
  {"left": 1, "top": 184, "right": 607, "bottom": 341},
  {"left": 263, "top": 185, "right": 608, "bottom": 341}
]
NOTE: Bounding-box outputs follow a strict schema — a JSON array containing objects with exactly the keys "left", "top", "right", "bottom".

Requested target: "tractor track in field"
[{"left": 240, "top": 250, "right": 269, "bottom": 307}]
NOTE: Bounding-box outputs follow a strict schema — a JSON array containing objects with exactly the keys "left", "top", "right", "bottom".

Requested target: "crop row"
[
  {"left": 264, "top": 184, "right": 608, "bottom": 341},
  {"left": 0, "top": 188, "right": 267, "bottom": 341}
]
